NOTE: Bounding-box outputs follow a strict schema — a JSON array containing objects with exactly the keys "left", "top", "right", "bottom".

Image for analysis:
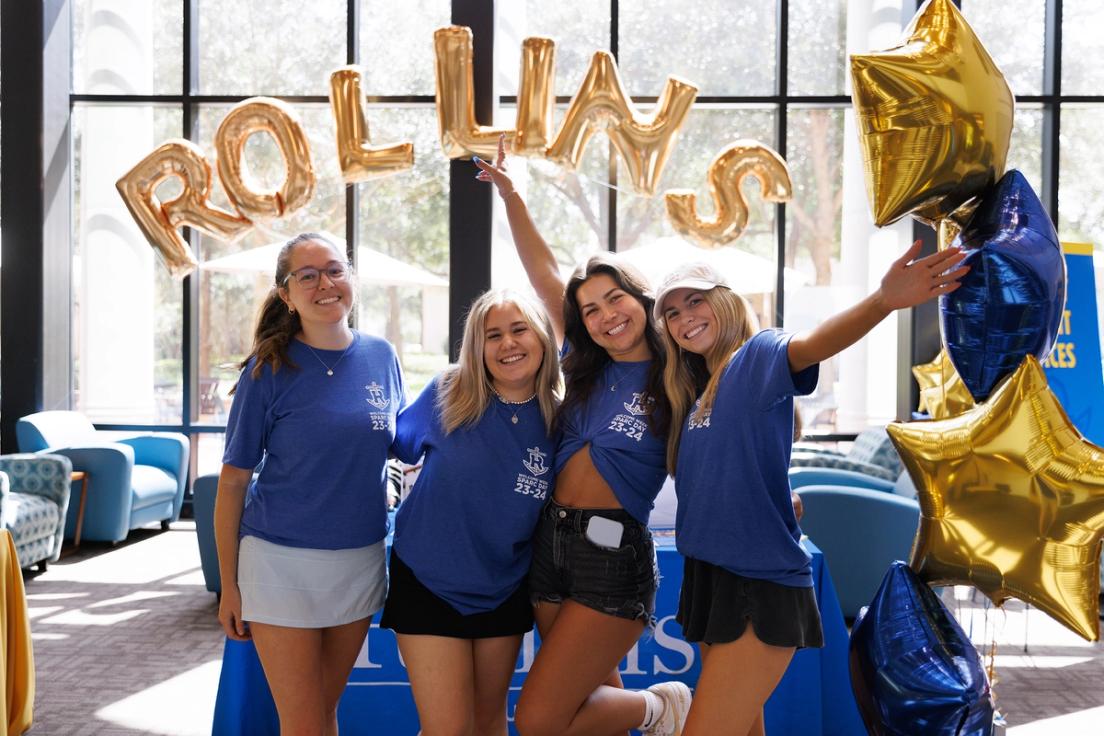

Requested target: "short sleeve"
[
  {"left": 392, "top": 375, "right": 441, "bottom": 464},
  {"left": 746, "top": 330, "right": 819, "bottom": 409},
  {"left": 222, "top": 360, "right": 273, "bottom": 470}
]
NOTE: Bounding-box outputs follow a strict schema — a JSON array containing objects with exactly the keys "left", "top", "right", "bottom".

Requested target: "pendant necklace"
[
  {"left": 491, "top": 385, "right": 536, "bottom": 424},
  {"left": 304, "top": 334, "right": 356, "bottom": 376}
]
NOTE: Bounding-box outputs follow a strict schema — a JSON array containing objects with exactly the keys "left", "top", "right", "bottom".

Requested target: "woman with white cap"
[{"left": 654, "top": 246, "right": 967, "bottom": 735}]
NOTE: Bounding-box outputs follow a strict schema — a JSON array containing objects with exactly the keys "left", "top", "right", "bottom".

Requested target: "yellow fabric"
[{"left": 1, "top": 530, "right": 34, "bottom": 735}]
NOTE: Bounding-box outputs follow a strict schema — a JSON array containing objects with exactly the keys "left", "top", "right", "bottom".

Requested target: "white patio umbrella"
[
  {"left": 200, "top": 231, "right": 447, "bottom": 289},
  {"left": 617, "top": 237, "right": 808, "bottom": 295}
]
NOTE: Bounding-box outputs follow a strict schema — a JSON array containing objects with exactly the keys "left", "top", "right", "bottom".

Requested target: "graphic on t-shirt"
[
  {"left": 365, "top": 381, "right": 391, "bottom": 410},
  {"left": 687, "top": 398, "right": 711, "bottom": 431},
  {"left": 514, "top": 447, "right": 551, "bottom": 500},
  {"left": 365, "top": 381, "right": 395, "bottom": 431},
  {"left": 523, "top": 446, "right": 550, "bottom": 476},
  {"left": 623, "top": 392, "right": 653, "bottom": 416}
]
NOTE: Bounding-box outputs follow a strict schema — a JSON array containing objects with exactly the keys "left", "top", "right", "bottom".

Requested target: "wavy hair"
[
  {"left": 557, "top": 253, "right": 669, "bottom": 437},
  {"left": 437, "top": 289, "right": 561, "bottom": 435},
  {"left": 661, "top": 285, "right": 759, "bottom": 472},
  {"left": 232, "top": 232, "right": 350, "bottom": 391}
]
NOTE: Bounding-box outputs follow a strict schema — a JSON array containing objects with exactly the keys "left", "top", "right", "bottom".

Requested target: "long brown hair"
[
  {"left": 661, "top": 286, "right": 758, "bottom": 472},
  {"left": 557, "top": 253, "right": 669, "bottom": 437},
  {"left": 437, "top": 289, "right": 561, "bottom": 435},
  {"left": 232, "top": 232, "right": 346, "bottom": 391}
]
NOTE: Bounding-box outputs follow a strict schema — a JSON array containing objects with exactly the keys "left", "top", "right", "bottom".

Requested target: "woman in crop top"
[{"left": 477, "top": 138, "right": 690, "bottom": 736}]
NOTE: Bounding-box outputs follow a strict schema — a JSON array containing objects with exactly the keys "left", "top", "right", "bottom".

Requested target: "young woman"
[
  {"left": 380, "top": 290, "right": 561, "bottom": 735},
  {"left": 215, "top": 232, "right": 405, "bottom": 736},
  {"left": 476, "top": 139, "right": 690, "bottom": 736},
  {"left": 655, "top": 251, "right": 967, "bottom": 736}
]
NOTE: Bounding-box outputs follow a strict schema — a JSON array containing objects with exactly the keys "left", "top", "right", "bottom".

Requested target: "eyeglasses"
[{"left": 284, "top": 264, "right": 350, "bottom": 288}]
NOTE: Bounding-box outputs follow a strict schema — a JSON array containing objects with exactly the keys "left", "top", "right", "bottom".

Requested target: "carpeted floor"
[{"left": 20, "top": 523, "right": 1104, "bottom": 734}]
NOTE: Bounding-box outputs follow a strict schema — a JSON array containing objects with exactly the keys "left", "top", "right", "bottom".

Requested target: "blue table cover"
[{"left": 212, "top": 535, "right": 865, "bottom": 735}]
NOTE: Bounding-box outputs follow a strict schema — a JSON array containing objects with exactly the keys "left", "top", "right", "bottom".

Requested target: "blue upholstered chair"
[
  {"left": 192, "top": 473, "right": 221, "bottom": 596},
  {"left": 790, "top": 427, "right": 904, "bottom": 482},
  {"left": 0, "top": 454, "right": 73, "bottom": 570},
  {"left": 16, "top": 411, "right": 189, "bottom": 544},
  {"left": 796, "top": 484, "right": 920, "bottom": 620}
]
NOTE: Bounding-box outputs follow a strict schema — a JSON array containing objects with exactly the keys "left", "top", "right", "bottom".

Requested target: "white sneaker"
[{"left": 641, "top": 681, "right": 692, "bottom": 736}]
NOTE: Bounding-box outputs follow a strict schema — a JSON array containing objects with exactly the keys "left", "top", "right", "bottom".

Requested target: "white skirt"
[{"left": 238, "top": 535, "right": 387, "bottom": 628}]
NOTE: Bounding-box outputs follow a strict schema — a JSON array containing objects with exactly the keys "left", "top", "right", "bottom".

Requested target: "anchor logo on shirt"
[
  {"left": 623, "top": 392, "right": 653, "bottom": 417},
  {"left": 364, "top": 381, "right": 390, "bottom": 410},
  {"left": 523, "top": 446, "right": 549, "bottom": 476}
]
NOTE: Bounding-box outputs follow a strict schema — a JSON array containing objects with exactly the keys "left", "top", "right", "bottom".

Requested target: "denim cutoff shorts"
[{"left": 528, "top": 499, "right": 659, "bottom": 625}]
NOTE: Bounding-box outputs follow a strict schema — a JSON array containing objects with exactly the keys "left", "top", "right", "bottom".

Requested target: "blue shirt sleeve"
[
  {"left": 392, "top": 375, "right": 440, "bottom": 464},
  {"left": 749, "top": 330, "right": 819, "bottom": 409},
  {"left": 222, "top": 360, "right": 272, "bottom": 470}
]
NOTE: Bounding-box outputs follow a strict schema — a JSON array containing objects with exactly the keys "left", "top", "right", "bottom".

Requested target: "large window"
[{"left": 67, "top": 0, "right": 1104, "bottom": 462}]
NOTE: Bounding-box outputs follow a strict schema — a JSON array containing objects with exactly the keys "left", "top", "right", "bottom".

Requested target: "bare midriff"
[{"left": 552, "top": 444, "right": 622, "bottom": 509}]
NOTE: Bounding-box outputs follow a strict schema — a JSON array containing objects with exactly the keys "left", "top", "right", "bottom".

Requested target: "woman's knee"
[{"left": 513, "top": 698, "right": 568, "bottom": 736}]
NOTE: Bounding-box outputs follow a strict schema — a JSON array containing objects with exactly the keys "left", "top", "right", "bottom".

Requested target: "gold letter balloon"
[
  {"left": 115, "top": 139, "right": 252, "bottom": 279},
  {"left": 330, "top": 66, "right": 415, "bottom": 182},
  {"left": 849, "top": 0, "right": 1014, "bottom": 227},
  {"left": 215, "top": 97, "right": 316, "bottom": 221},
  {"left": 512, "top": 36, "right": 557, "bottom": 156},
  {"left": 888, "top": 356, "right": 1104, "bottom": 642},
  {"left": 434, "top": 26, "right": 515, "bottom": 159},
  {"left": 546, "top": 50, "right": 698, "bottom": 197},
  {"left": 664, "top": 141, "right": 792, "bottom": 248}
]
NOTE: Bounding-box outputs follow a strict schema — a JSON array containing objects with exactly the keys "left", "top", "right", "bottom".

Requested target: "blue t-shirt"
[
  {"left": 557, "top": 358, "right": 667, "bottom": 524},
  {"left": 222, "top": 332, "right": 405, "bottom": 550},
  {"left": 674, "top": 329, "right": 819, "bottom": 587},
  {"left": 391, "top": 374, "right": 556, "bottom": 615}
]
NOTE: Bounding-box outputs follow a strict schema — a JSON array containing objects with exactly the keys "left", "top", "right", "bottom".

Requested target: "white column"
[
  {"left": 835, "top": 0, "right": 912, "bottom": 432},
  {"left": 79, "top": 0, "right": 157, "bottom": 421}
]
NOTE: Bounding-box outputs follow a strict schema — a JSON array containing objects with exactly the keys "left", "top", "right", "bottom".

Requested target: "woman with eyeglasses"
[
  {"left": 214, "top": 232, "right": 405, "bottom": 735},
  {"left": 380, "top": 289, "right": 561, "bottom": 735},
  {"left": 476, "top": 138, "right": 691, "bottom": 736}
]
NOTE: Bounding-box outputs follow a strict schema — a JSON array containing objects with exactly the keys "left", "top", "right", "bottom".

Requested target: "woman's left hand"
[{"left": 876, "top": 240, "right": 970, "bottom": 312}]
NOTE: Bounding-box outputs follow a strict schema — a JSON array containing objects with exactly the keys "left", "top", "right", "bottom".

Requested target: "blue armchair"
[
  {"left": 16, "top": 411, "right": 189, "bottom": 544},
  {"left": 796, "top": 484, "right": 920, "bottom": 620},
  {"left": 192, "top": 473, "right": 221, "bottom": 596},
  {"left": 0, "top": 454, "right": 73, "bottom": 570}
]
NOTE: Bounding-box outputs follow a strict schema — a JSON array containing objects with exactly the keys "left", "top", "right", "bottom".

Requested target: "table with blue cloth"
[{"left": 213, "top": 535, "right": 865, "bottom": 735}]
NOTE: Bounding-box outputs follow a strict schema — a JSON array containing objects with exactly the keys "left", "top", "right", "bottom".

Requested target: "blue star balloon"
[
  {"left": 940, "top": 170, "right": 1066, "bottom": 401},
  {"left": 850, "top": 562, "right": 995, "bottom": 736}
]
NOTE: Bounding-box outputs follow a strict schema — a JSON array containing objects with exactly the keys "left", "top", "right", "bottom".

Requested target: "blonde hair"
[
  {"left": 661, "top": 286, "right": 759, "bottom": 472},
  {"left": 437, "top": 289, "right": 561, "bottom": 435}
]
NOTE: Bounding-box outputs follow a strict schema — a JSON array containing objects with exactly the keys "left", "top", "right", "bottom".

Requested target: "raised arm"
[
  {"left": 787, "top": 240, "right": 968, "bottom": 373},
  {"left": 475, "top": 136, "right": 566, "bottom": 344}
]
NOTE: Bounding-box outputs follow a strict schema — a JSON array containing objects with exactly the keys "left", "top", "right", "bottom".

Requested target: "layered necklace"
[
  {"left": 303, "top": 333, "right": 357, "bottom": 376},
  {"left": 491, "top": 384, "right": 537, "bottom": 424}
]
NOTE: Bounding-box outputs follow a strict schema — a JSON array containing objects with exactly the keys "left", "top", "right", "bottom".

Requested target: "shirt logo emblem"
[
  {"left": 523, "top": 446, "right": 549, "bottom": 476},
  {"left": 623, "top": 392, "right": 653, "bottom": 417},
  {"left": 365, "top": 381, "right": 390, "bottom": 410}
]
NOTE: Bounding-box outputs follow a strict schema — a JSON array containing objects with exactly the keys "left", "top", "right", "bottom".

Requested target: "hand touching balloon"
[
  {"left": 788, "top": 241, "right": 969, "bottom": 373},
  {"left": 473, "top": 134, "right": 517, "bottom": 199}
]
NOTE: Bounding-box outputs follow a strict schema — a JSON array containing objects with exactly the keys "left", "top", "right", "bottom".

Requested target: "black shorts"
[
  {"left": 528, "top": 499, "right": 659, "bottom": 625},
  {"left": 677, "top": 557, "right": 824, "bottom": 649},
  {"left": 380, "top": 550, "right": 534, "bottom": 639}
]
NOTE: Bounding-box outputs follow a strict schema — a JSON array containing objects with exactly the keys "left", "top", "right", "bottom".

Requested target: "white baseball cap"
[{"left": 653, "top": 262, "right": 730, "bottom": 322}]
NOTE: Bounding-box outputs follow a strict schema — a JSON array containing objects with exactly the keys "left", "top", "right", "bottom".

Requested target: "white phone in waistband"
[{"left": 585, "top": 516, "right": 625, "bottom": 549}]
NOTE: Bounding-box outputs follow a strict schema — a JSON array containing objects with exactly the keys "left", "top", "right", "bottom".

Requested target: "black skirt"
[
  {"left": 380, "top": 550, "right": 534, "bottom": 639},
  {"left": 677, "top": 557, "right": 824, "bottom": 649}
]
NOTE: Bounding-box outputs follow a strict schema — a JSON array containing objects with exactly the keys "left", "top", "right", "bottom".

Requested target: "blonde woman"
[
  {"left": 655, "top": 248, "right": 967, "bottom": 736},
  {"left": 216, "top": 233, "right": 404, "bottom": 735},
  {"left": 381, "top": 289, "right": 561, "bottom": 735}
]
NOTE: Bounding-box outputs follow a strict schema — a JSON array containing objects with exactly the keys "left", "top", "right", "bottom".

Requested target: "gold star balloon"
[
  {"left": 850, "top": 0, "right": 1014, "bottom": 227},
  {"left": 888, "top": 356, "right": 1104, "bottom": 641},
  {"left": 912, "top": 349, "right": 975, "bottom": 420}
]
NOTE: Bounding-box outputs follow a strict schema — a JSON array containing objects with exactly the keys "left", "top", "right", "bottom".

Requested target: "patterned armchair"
[
  {"left": 0, "top": 454, "right": 73, "bottom": 571},
  {"left": 790, "top": 427, "right": 904, "bottom": 482}
]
